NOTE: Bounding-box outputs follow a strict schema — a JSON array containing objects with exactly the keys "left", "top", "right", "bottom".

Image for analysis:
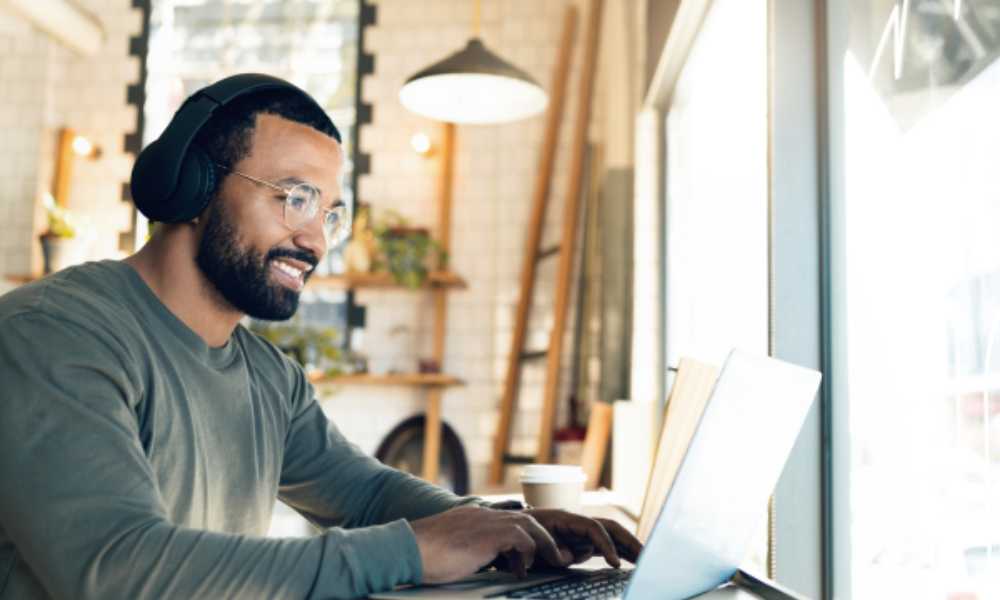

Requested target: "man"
[{"left": 0, "top": 77, "right": 640, "bottom": 599}]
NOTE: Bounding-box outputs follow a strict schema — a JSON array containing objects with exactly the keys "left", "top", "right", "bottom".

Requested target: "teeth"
[{"left": 274, "top": 261, "right": 303, "bottom": 279}]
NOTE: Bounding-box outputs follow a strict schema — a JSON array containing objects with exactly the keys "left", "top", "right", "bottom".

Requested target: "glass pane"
[
  {"left": 664, "top": 0, "right": 769, "bottom": 370},
  {"left": 663, "top": 0, "right": 769, "bottom": 572},
  {"left": 837, "top": 1, "right": 1000, "bottom": 596}
]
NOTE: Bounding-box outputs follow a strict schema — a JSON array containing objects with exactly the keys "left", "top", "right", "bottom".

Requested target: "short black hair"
[{"left": 193, "top": 88, "right": 341, "bottom": 199}]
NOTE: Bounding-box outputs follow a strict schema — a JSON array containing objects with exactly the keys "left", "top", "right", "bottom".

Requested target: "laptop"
[{"left": 372, "top": 350, "right": 821, "bottom": 600}]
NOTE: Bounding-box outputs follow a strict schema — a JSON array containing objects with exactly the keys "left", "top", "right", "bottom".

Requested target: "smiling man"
[{"left": 0, "top": 75, "right": 640, "bottom": 600}]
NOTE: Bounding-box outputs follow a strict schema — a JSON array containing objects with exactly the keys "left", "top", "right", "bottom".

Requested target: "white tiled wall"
[
  {"left": 0, "top": 0, "right": 640, "bottom": 496},
  {"left": 319, "top": 0, "right": 594, "bottom": 492},
  {"left": 0, "top": 0, "right": 142, "bottom": 278},
  {"left": 0, "top": 8, "right": 49, "bottom": 278}
]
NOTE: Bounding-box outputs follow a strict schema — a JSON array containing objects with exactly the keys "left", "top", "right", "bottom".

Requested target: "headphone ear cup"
[
  {"left": 130, "top": 140, "right": 171, "bottom": 222},
  {"left": 169, "top": 146, "right": 217, "bottom": 223}
]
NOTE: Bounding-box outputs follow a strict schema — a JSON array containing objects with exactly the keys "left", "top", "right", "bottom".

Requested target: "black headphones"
[{"left": 130, "top": 73, "right": 341, "bottom": 224}]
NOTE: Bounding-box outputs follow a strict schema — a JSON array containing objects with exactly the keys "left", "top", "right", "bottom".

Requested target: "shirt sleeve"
[
  {"left": 0, "top": 311, "right": 422, "bottom": 600},
  {"left": 277, "top": 366, "right": 485, "bottom": 530}
]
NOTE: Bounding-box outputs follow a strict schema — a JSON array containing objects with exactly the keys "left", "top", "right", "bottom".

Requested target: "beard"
[{"left": 195, "top": 200, "right": 318, "bottom": 321}]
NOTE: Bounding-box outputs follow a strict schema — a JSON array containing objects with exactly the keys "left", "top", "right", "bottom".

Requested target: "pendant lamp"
[{"left": 399, "top": 1, "right": 548, "bottom": 124}]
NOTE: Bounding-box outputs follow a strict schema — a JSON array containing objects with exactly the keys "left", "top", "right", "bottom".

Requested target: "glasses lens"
[
  {"left": 283, "top": 184, "right": 320, "bottom": 229},
  {"left": 323, "top": 204, "right": 351, "bottom": 245}
]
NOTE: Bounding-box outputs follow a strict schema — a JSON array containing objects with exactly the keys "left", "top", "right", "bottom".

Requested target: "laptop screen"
[{"left": 627, "top": 350, "right": 821, "bottom": 599}]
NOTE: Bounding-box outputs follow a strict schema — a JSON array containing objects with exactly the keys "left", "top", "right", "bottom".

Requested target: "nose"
[{"left": 291, "top": 216, "right": 327, "bottom": 264}]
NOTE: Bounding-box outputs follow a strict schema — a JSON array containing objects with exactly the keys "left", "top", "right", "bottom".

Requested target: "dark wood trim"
[{"left": 120, "top": 0, "right": 152, "bottom": 252}]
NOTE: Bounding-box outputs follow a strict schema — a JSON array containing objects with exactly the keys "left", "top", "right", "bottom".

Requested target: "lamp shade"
[{"left": 399, "top": 38, "right": 548, "bottom": 124}]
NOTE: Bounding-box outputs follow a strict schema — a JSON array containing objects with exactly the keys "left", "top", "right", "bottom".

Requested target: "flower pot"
[{"left": 39, "top": 234, "right": 84, "bottom": 274}]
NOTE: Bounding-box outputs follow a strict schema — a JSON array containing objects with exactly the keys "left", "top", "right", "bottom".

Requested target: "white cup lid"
[{"left": 519, "top": 464, "right": 586, "bottom": 484}]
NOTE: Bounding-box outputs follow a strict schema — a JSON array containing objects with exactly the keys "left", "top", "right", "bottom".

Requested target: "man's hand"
[
  {"left": 522, "top": 509, "right": 643, "bottom": 569},
  {"left": 410, "top": 506, "right": 575, "bottom": 584}
]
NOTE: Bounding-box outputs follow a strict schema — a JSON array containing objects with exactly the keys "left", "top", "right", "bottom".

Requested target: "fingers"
[
  {"left": 595, "top": 518, "right": 644, "bottom": 563},
  {"left": 565, "top": 541, "right": 595, "bottom": 564},
  {"left": 559, "top": 516, "right": 621, "bottom": 568},
  {"left": 512, "top": 514, "right": 574, "bottom": 568},
  {"left": 495, "top": 523, "right": 536, "bottom": 578},
  {"left": 503, "top": 550, "right": 529, "bottom": 579}
]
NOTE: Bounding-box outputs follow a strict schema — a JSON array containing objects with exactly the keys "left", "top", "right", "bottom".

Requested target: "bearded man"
[{"left": 0, "top": 75, "right": 640, "bottom": 599}]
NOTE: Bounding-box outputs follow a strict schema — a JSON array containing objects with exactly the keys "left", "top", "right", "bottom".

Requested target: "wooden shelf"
[
  {"left": 307, "top": 271, "right": 467, "bottom": 290},
  {"left": 4, "top": 274, "right": 37, "bottom": 285},
  {"left": 310, "top": 373, "right": 465, "bottom": 387}
]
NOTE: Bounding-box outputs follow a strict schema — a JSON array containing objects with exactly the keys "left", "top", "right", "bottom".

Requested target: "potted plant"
[
  {"left": 250, "top": 320, "right": 348, "bottom": 379},
  {"left": 343, "top": 203, "right": 377, "bottom": 274},
  {"left": 373, "top": 210, "right": 446, "bottom": 289},
  {"left": 39, "top": 194, "right": 85, "bottom": 274}
]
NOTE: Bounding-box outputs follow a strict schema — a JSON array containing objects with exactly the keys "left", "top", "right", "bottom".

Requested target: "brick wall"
[
  {"left": 319, "top": 0, "right": 599, "bottom": 492},
  {"left": 0, "top": 0, "right": 142, "bottom": 278}
]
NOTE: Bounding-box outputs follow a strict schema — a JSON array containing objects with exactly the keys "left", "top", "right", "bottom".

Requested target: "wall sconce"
[
  {"left": 53, "top": 127, "right": 101, "bottom": 206},
  {"left": 410, "top": 132, "right": 434, "bottom": 156}
]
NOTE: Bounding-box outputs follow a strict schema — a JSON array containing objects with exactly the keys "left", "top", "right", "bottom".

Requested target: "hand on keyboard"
[
  {"left": 410, "top": 506, "right": 575, "bottom": 584},
  {"left": 521, "top": 509, "right": 643, "bottom": 569}
]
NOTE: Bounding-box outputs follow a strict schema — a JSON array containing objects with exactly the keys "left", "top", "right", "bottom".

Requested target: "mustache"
[{"left": 266, "top": 247, "right": 319, "bottom": 270}]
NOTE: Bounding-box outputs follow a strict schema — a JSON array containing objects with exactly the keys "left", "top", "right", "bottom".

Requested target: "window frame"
[
  {"left": 642, "top": 0, "right": 833, "bottom": 596},
  {"left": 768, "top": 1, "right": 831, "bottom": 598}
]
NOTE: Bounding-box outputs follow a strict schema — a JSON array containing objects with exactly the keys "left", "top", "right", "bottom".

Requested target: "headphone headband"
[{"left": 130, "top": 73, "right": 340, "bottom": 223}]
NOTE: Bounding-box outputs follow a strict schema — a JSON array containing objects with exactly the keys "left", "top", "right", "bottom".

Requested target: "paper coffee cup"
[{"left": 520, "top": 464, "right": 585, "bottom": 511}]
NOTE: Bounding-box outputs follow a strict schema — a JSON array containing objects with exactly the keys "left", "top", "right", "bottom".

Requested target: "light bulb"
[
  {"left": 72, "top": 136, "right": 94, "bottom": 157},
  {"left": 410, "top": 132, "right": 433, "bottom": 155}
]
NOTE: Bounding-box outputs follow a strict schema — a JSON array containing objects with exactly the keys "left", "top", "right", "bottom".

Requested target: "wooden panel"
[
  {"left": 53, "top": 128, "right": 76, "bottom": 207},
  {"left": 489, "top": 4, "right": 578, "bottom": 485},
  {"left": 636, "top": 357, "right": 719, "bottom": 542},
  {"left": 580, "top": 401, "right": 613, "bottom": 489},
  {"left": 438, "top": 122, "right": 455, "bottom": 260},
  {"left": 420, "top": 120, "right": 456, "bottom": 485},
  {"left": 537, "top": 0, "right": 604, "bottom": 465},
  {"left": 422, "top": 390, "right": 443, "bottom": 482}
]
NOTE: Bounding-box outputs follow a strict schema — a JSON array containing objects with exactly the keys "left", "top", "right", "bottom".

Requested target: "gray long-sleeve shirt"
[{"left": 0, "top": 260, "right": 477, "bottom": 599}]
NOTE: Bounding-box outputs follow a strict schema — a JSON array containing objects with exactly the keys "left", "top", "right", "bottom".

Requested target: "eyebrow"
[{"left": 275, "top": 176, "right": 313, "bottom": 189}]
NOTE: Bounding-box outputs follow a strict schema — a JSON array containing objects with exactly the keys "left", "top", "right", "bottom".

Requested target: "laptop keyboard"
[{"left": 492, "top": 569, "right": 632, "bottom": 600}]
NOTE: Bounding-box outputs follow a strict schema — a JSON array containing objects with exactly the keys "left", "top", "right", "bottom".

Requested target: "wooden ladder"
[{"left": 489, "top": 0, "right": 603, "bottom": 485}]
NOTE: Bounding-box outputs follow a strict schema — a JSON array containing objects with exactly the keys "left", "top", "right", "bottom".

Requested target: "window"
[
  {"left": 663, "top": 0, "right": 769, "bottom": 571},
  {"left": 832, "top": 1, "right": 1000, "bottom": 596}
]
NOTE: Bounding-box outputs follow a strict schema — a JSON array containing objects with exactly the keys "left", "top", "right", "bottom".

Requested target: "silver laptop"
[{"left": 372, "top": 350, "right": 821, "bottom": 600}]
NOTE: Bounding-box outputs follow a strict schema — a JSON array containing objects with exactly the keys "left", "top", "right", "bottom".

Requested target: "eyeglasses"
[{"left": 216, "top": 164, "right": 351, "bottom": 246}]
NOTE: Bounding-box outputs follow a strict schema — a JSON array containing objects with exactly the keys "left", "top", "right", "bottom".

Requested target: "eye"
[
  {"left": 326, "top": 205, "right": 348, "bottom": 224},
  {"left": 286, "top": 185, "right": 317, "bottom": 213},
  {"left": 286, "top": 192, "right": 309, "bottom": 211}
]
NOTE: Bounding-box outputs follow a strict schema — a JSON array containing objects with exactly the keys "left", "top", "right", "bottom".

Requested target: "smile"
[{"left": 270, "top": 259, "right": 312, "bottom": 291}]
